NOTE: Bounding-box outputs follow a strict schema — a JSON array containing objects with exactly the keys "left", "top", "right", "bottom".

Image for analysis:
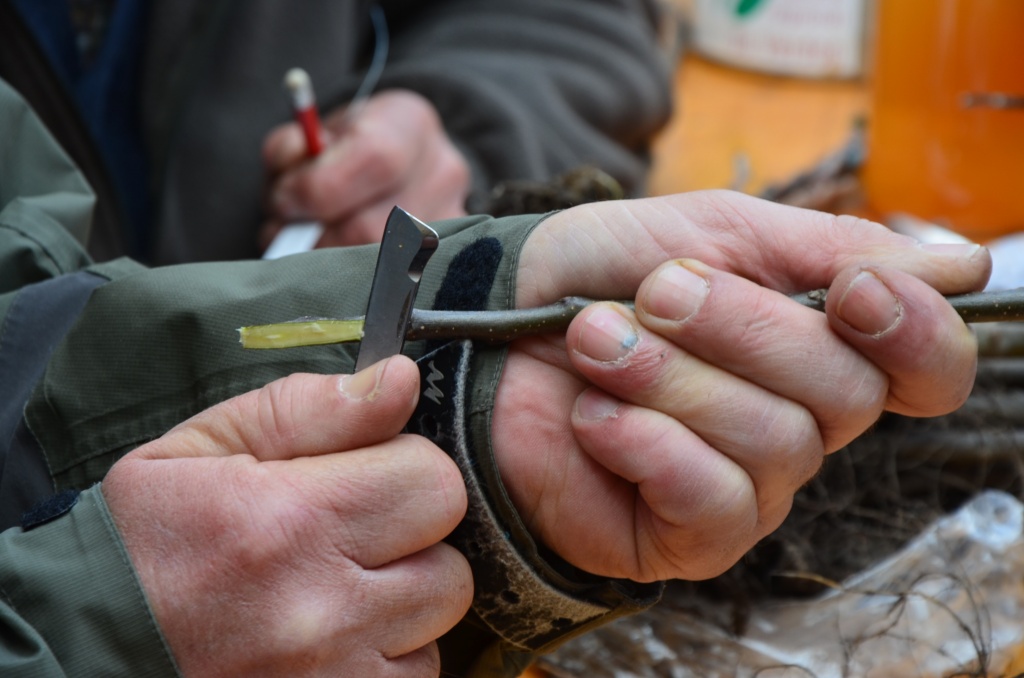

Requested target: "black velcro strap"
[
  {"left": 21, "top": 489, "right": 81, "bottom": 530},
  {"left": 432, "top": 237, "right": 503, "bottom": 313}
]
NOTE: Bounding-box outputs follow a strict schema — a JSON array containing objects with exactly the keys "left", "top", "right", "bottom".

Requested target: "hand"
[
  {"left": 493, "top": 190, "right": 990, "bottom": 583},
  {"left": 102, "top": 357, "right": 471, "bottom": 678},
  {"left": 261, "top": 89, "right": 470, "bottom": 248}
]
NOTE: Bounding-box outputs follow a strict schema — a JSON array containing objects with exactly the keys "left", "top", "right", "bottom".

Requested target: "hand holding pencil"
[
  {"left": 260, "top": 69, "right": 328, "bottom": 259},
  {"left": 285, "top": 68, "right": 325, "bottom": 157},
  {"left": 260, "top": 70, "right": 470, "bottom": 254}
]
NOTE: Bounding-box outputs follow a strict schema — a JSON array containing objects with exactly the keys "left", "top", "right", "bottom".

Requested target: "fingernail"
[
  {"left": 836, "top": 271, "right": 903, "bottom": 336},
  {"left": 575, "top": 389, "right": 621, "bottom": 421},
  {"left": 919, "top": 242, "right": 983, "bottom": 258},
  {"left": 338, "top": 358, "right": 387, "bottom": 400},
  {"left": 643, "top": 261, "right": 709, "bottom": 322},
  {"left": 576, "top": 307, "right": 639, "bottom": 363}
]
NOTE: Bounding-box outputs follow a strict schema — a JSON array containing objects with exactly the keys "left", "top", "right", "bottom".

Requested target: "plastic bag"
[{"left": 540, "top": 491, "right": 1024, "bottom": 677}]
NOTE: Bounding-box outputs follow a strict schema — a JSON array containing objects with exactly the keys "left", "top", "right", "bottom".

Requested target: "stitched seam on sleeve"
[{"left": 94, "top": 486, "right": 181, "bottom": 674}]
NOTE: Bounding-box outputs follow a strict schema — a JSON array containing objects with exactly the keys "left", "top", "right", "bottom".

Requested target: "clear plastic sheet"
[{"left": 539, "top": 491, "right": 1024, "bottom": 678}]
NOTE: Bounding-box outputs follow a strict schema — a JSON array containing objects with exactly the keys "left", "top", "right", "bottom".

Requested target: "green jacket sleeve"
[
  {"left": 0, "top": 487, "right": 179, "bottom": 677},
  {"left": 27, "top": 213, "right": 541, "bottom": 489},
  {"left": 0, "top": 77, "right": 174, "bottom": 677},
  {"left": 0, "top": 79, "right": 93, "bottom": 295}
]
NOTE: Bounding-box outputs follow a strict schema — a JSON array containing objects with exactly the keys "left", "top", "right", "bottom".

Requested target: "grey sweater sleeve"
[{"left": 377, "top": 0, "right": 675, "bottom": 208}]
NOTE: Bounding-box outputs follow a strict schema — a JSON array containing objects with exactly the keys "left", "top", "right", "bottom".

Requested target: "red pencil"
[
  {"left": 264, "top": 68, "right": 327, "bottom": 259},
  {"left": 284, "top": 68, "right": 325, "bottom": 157}
]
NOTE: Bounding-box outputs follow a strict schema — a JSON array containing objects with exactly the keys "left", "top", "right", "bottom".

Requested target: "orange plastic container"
[{"left": 861, "top": 0, "right": 1024, "bottom": 241}]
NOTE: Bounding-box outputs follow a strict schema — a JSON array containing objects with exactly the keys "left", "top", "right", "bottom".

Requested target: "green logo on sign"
[{"left": 735, "top": 0, "right": 768, "bottom": 17}]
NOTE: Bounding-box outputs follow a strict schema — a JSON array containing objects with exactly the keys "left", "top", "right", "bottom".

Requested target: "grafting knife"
[
  {"left": 240, "top": 286, "right": 1024, "bottom": 351},
  {"left": 353, "top": 206, "right": 439, "bottom": 372}
]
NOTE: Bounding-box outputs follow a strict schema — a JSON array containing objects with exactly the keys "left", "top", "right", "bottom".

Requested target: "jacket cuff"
[{"left": 0, "top": 486, "right": 179, "bottom": 676}]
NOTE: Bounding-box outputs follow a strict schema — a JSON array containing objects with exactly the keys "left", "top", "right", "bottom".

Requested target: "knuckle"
[
  {"left": 398, "top": 90, "right": 442, "bottom": 129},
  {"left": 342, "top": 215, "right": 387, "bottom": 245},
  {"left": 361, "top": 137, "right": 407, "bottom": 186},
  {"left": 723, "top": 294, "right": 785, "bottom": 351},
  {"left": 282, "top": 175, "right": 319, "bottom": 213},
  {"left": 435, "top": 147, "right": 470, "bottom": 191},
  {"left": 651, "top": 515, "right": 754, "bottom": 581},
  {"left": 252, "top": 374, "right": 308, "bottom": 449},
  {"left": 404, "top": 435, "right": 467, "bottom": 516},
  {"left": 404, "top": 643, "right": 442, "bottom": 678},
  {"left": 815, "top": 356, "right": 888, "bottom": 440},
  {"left": 430, "top": 543, "right": 474, "bottom": 612},
  {"left": 831, "top": 213, "right": 891, "bottom": 240},
  {"left": 759, "top": 404, "right": 826, "bottom": 488},
  {"left": 300, "top": 170, "right": 340, "bottom": 212},
  {"left": 657, "top": 476, "right": 757, "bottom": 564},
  {"left": 607, "top": 332, "right": 687, "bottom": 395},
  {"left": 755, "top": 494, "right": 796, "bottom": 539}
]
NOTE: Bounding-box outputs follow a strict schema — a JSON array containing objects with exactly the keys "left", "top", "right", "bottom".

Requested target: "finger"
[
  {"left": 517, "top": 191, "right": 992, "bottom": 308},
  {"left": 144, "top": 355, "right": 421, "bottom": 461},
  {"left": 570, "top": 390, "right": 797, "bottom": 581},
  {"left": 825, "top": 265, "right": 978, "bottom": 417},
  {"left": 381, "top": 643, "right": 442, "bottom": 678},
  {"left": 246, "top": 544, "right": 463, "bottom": 677},
  {"left": 566, "top": 303, "right": 824, "bottom": 519},
  {"left": 321, "top": 102, "right": 362, "bottom": 135},
  {"left": 679, "top": 193, "right": 992, "bottom": 293},
  {"left": 262, "top": 122, "right": 313, "bottom": 173},
  {"left": 317, "top": 202, "right": 394, "bottom": 248},
  {"left": 290, "top": 434, "right": 467, "bottom": 569},
  {"left": 630, "top": 260, "right": 888, "bottom": 451},
  {"left": 271, "top": 89, "right": 470, "bottom": 229},
  {"left": 358, "top": 542, "right": 473, "bottom": 659},
  {"left": 314, "top": 169, "right": 468, "bottom": 248},
  {"left": 270, "top": 127, "right": 409, "bottom": 225}
]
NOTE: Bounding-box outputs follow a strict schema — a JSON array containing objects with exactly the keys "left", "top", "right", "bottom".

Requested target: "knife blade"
[{"left": 353, "top": 206, "right": 439, "bottom": 371}]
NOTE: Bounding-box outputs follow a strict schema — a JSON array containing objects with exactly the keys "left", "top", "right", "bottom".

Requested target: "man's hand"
[
  {"left": 261, "top": 89, "right": 470, "bottom": 248},
  {"left": 493, "top": 190, "right": 990, "bottom": 583},
  {"left": 102, "top": 357, "right": 471, "bottom": 678}
]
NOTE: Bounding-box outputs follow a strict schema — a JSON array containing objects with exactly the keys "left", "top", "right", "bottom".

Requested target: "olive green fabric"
[
  {"left": 26, "top": 213, "right": 541, "bottom": 491},
  {"left": 0, "top": 79, "right": 93, "bottom": 296},
  {"left": 0, "top": 487, "right": 179, "bottom": 677}
]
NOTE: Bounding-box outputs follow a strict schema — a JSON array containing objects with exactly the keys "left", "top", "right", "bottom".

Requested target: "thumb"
[{"left": 139, "top": 356, "right": 421, "bottom": 461}]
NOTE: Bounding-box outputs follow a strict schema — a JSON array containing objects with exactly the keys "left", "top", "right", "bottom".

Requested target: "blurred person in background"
[{"left": 0, "top": 0, "right": 674, "bottom": 263}]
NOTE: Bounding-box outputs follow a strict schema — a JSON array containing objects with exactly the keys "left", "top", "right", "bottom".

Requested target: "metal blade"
[{"left": 354, "top": 207, "right": 439, "bottom": 371}]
